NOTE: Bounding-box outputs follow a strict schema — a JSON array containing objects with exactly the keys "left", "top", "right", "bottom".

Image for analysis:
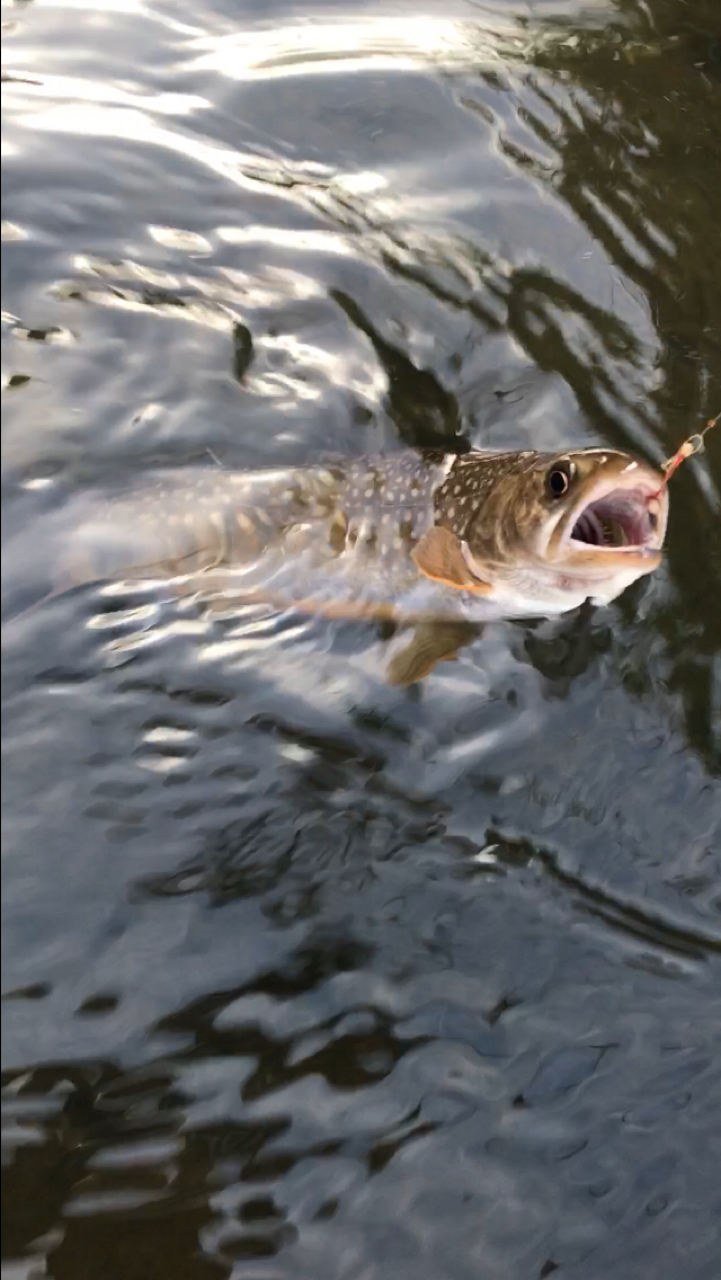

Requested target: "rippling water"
[{"left": 2, "top": 0, "right": 721, "bottom": 1276}]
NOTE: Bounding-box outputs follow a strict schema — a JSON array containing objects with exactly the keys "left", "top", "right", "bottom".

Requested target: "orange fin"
[{"left": 411, "top": 527, "right": 492, "bottom": 594}]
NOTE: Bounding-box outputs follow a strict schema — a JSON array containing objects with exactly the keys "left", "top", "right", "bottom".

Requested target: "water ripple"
[{"left": 3, "top": 0, "right": 721, "bottom": 1276}]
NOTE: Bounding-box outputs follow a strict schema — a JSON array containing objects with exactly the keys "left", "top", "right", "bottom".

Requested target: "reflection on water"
[{"left": 2, "top": 0, "right": 721, "bottom": 1276}]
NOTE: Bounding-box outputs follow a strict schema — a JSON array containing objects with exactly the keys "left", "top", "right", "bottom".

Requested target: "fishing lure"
[{"left": 657, "top": 413, "right": 718, "bottom": 489}]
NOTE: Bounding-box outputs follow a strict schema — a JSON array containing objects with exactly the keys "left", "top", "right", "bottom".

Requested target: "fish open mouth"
[{"left": 568, "top": 487, "right": 660, "bottom": 549}]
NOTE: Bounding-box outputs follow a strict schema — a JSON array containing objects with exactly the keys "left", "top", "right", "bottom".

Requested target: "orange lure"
[{"left": 654, "top": 413, "right": 718, "bottom": 493}]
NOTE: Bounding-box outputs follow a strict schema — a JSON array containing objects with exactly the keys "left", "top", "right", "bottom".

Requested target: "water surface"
[{"left": 2, "top": 0, "right": 721, "bottom": 1276}]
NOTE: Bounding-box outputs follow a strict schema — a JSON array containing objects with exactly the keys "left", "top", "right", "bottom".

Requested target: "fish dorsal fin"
[{"left": 411, "top": 527, "right": 492, "bottom": 593}]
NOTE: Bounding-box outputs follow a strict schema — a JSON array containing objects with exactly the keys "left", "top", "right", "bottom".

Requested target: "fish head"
[{"left": 462, "top": 448, "right": 669, "bottom": 605}]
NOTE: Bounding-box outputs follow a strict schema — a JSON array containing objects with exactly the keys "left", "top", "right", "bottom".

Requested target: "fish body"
[{"left": 9, "top": 446, "right": 668, "bottom": 625}]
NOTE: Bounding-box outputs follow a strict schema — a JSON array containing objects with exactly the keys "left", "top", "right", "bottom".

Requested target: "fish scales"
[
  {"left": 60, "top": 464, "right": 345, "bottom": 584},
  {"left": 55, "top": 452, "right": 455, "bottom": 590}
]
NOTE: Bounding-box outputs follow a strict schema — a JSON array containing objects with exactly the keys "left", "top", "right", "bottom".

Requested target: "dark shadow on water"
[{"left": 332, "top": 290, "right": 467, "bottom": 450}]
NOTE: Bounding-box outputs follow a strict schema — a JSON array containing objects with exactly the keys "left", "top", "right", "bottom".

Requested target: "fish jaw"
[{"left": 539, "top": 457, "right": 668, "bottom": 596}]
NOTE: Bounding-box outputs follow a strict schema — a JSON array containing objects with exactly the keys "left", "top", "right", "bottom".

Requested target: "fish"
[{"left": 4, "top": 445, "right": 669, "bottom": 679}]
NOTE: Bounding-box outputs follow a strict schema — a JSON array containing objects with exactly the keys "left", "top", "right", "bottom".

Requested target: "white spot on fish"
[
  {"left": 447, "top": 505, "right": 456, "bottom": 519},
  {"left": 622, "top": 461, "right": 638, "bottom": 472}
]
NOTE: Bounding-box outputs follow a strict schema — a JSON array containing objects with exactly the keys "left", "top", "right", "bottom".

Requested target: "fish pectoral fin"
[
  {"left": 386, "top": 622, "right": 479, "bottom": 686},
  {"left": 411, "top": 528, "right": 492, "bottom": 593}
]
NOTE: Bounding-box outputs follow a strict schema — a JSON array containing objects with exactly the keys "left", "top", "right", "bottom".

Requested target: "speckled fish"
[{"left": 21, "top": 445, "right": 668, "bottom": 627}]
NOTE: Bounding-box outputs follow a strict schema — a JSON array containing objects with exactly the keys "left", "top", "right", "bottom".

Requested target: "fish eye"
[{"left": 546, "top": 459, "right": 575, "bottom": 499}]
